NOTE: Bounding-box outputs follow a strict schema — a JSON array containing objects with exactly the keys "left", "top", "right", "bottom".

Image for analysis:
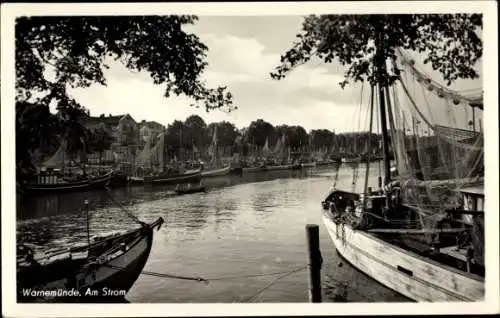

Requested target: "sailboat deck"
[{"left": 439, "top": 246, "right": 469, "bottom": 262}]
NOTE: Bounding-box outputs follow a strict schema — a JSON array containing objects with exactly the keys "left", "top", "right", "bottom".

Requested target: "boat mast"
[
  {"left": 375, "top": 30, "right": 392, "bottom": 186},
  {"left": 163, "top": 126, "right": 166, "bottom": 173},
  {"left": 85, "top": 199, "right": 90, "bottom": 247},
  {"left": 363, "top": 85, "right": 375, "bottom": 197}
]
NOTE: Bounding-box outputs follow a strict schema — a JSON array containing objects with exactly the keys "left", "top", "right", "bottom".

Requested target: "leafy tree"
[
  {"left": 88, "top": 126, "right": 115, "bottom": 164},
  {"left": 164, "top": 120, "right": 185, "bottom": 157},
  {"left": 184, "top": 115, "right": 209, "bottom": 151},
  {"left": 271, "top": 14, "right": 482, "bottom": 88},
  {"left": 208, "top": 121, "right": 239, "bottom": 148},
  {"left": 16, "top": 102, "right": 61, "bottom": 180},
  {"left": 16, "top": 16, "right": 234, "bottom": 113},
  {"left": 310, "top": 129, "right": 335, "bottom": 149},
  {"left": 286, "top": 125, "right": 309, "bottom": 149},
  {"left": 245, "top": 119, "right": 276, "bottom": 147},
  {"left": 15, "top": 16, "right": 235, "bottom": 177}
]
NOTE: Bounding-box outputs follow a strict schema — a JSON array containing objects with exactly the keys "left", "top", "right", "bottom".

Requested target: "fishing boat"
[
  {"left": 321, "top": 46, "right": 484, "bottom": 302},
  {"left": 341, "top": 156, "right": 361, "bottom": 164},
  {"left": 242, "top": 165, "right": 265, "bottom": 173},
  {"left": 317, "top": 158, "right": 337, "bottom": 166},
  {"left": 17, "top": 200, "right": 164, "bottom": 302},
  {"left": 174, "top": 183, "right": 206, "bottom": 195},
  {"left": 201, "top": 126, "right": 232, "bottom": 178},
  {"left": 299, "top": 161, "right": 317, "bottom": 169},
  {"left": 130, "top": 168, "right": 202, "bottom": 186},
  {"left": 201, "top": 164, "right": 231, "bottom": 178},
  {"left": 264, "top": 163, "right": 296, "bottom": 171},
  {"left": 23, "top": 170, "right": 114, "bottom": 195}
]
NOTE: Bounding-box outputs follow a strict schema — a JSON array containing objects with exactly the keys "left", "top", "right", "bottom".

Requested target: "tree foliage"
[
  {"left": 310, "top": 129, "right": 335, "bottom": 149},
  {"left": 16, "top": 102, "right": 61, "bottom": 178},
  {"left": 285, "top": 125, "right": 310, "bottom": 149},
  {"left": 184, "top": 115, "right": 209, "bottom": 150},
  {"left": 245, "top": 119, "right": 276, "bottom": 147},
  {"left": 208, "top": 121, "right": 240, "bottom": 148},
  {"left": 88, "top": 126, "right": 115, "bottom": 155},
  {"left": 164, "top": 120, "right": 186, "bottom": 155},
  {"left": 271, "top": 14, "right": 482, "bottom": 87},
  {"left": 16, "top": 15, "right": 234, "bottom": 117}
]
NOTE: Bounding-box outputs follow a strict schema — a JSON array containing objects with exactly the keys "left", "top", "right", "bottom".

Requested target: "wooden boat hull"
[
  {"left": 22, "top": 171, "right": 114, "bottom": 195},
  {"left": 131, "top": 170, "right": 202, "bottom": 186},
  {"left": 322, "top": 213, "right": 484, "bottom": 302},
  {"left": 242, "top": 166, "right": 265, "bottom": 173},
  {"left": 317, "top": 159, "right": 337, "bottom": 166},
  {"left": 341, "top": 157, "right": 361, "bottom": 164},
  {"left": 264, "top": 164, "right": 295, "bottom": 171},
  {"left": 299, "top": 162, "right": 317, "bottom": 169},
  {"left": 201, "top": 165, "right": 231, "bottom": 178},
  {"left": 17, "top": 218, "right": 163, "bottom": 303}
]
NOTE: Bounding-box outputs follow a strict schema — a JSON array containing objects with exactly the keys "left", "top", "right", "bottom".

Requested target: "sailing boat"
[
  {"left": 265, "top": 135, "right": 296, "bottom": 171},
  {"left": 201, "top": 125, "right": 231, "bottom": 178},
  {"left": 131, "top": 129, "right": 202, "bottom": 185},
  {"left": 17, "top": 198, "right": 164, "bottom": 302},
  {"left": 321, "top": 47, "right": 484, "bottom": 301},
  {"left": 24, "top": 139, "right": 114, "bottom": 195}
]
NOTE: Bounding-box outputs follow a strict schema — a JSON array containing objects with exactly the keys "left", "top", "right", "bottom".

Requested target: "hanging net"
[{"left": 383, "top": 49, "right": 484, "bottom": 235}]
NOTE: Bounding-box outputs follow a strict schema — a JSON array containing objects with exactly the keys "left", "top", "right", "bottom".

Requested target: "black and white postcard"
[{"left": 2, "top": 1, "right": 498, "bottom": 317}]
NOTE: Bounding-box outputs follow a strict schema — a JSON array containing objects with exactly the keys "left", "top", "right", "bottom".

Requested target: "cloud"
[
  {"left": 68, "top": 27, "right": 363, "bottom": 133},
  {"left": 67, "top": 17, "right": 482, "bottom": 135}
]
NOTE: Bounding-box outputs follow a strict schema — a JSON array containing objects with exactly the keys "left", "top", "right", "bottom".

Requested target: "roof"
[
  {"left": 141, "top": 121, "right": 164, "bottom": 130},
  {"left": 459, "top": 185, "right": 484, "bottom": 196},
  {"left": 84, "top": 114, "right": 134, "bottom": 128}
]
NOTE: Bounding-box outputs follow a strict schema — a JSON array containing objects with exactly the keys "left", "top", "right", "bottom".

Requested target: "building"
[
  {"left": 83, "top": 113, "right": 138, "bottom": 146},
  {"left": 138, "top": 120, "right": 165, "bottom": 143}
]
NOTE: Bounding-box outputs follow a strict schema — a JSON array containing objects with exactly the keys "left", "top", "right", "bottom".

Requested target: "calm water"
[{"left": 17, "top": 164, "right": 408, "bottom": 303}]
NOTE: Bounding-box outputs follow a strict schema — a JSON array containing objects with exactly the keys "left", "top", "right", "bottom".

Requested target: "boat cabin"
[
  {"left": 460, "top": 185, "right": 484, "bottom": 217},
  {"left": 439, "top": 185, "right": 485, "bottom": 274},
  {"left": 445, "top": 185, "right": 484, "bottom": 225}
]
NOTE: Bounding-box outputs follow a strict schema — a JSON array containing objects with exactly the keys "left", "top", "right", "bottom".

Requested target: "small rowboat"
[{"left": 174, "top": 185, "right": 206, "bottom": 195}]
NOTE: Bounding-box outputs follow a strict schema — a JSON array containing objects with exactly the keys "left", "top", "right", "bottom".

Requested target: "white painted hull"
[
  {"left": 300, "top": 162, "right": 316, "bottom": 168},
  {"left": 265, "top": 164, "right": 295, "bottom": 171},
  {"left": 322, "top": 214, "right": 484, "bottom": 302},
  {"left": 341, "top": 157, "right": 360, "bottom": 164},
  {"left": 201, "top": 165, "right": 231, "bottom": 178}
]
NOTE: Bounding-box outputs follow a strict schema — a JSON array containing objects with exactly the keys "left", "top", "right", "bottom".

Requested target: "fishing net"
[{"left": 379, "top": 49, "right": 484, "bottom": 248}]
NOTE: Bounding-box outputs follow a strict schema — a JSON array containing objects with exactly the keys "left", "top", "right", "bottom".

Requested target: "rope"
[
  {"left": 207, "top": 267, "right": 308, "bottom": 281},
  {"left": 105, "top": 264, "right": 208, "bottom": 282},
  {"left": 398, "top": 76, "right": 434, "bottom": 130},
  {"left": 104, "top": 264, "right": 307, "bottom": 285},
  {"left": 103, "top": 187, "right": 144, "bottom": 226},
  {"left": 240, "top": 266, "right": 307, "bottom": 302}
]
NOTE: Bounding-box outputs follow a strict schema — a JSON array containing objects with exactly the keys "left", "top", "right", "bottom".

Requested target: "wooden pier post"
[{"left": 306, "top": 224, "right": 322, "bottom": 303}]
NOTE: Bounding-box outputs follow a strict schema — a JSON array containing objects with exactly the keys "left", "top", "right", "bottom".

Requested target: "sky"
[{"left": 68, "top": 15, "right": 483, "bottom": 133}]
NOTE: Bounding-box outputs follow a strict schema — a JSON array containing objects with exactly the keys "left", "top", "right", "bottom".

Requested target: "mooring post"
[{"left": 306, "top": 224, "right": 322, "bottom": 303}]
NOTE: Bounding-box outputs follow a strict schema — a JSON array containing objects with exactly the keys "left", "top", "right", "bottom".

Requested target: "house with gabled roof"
[
  {"left": 138, "top": 120, "right": 165, "bottom": 143},
  {"left": 83, "top": 113, "right": 138, "bottom": 146}
]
